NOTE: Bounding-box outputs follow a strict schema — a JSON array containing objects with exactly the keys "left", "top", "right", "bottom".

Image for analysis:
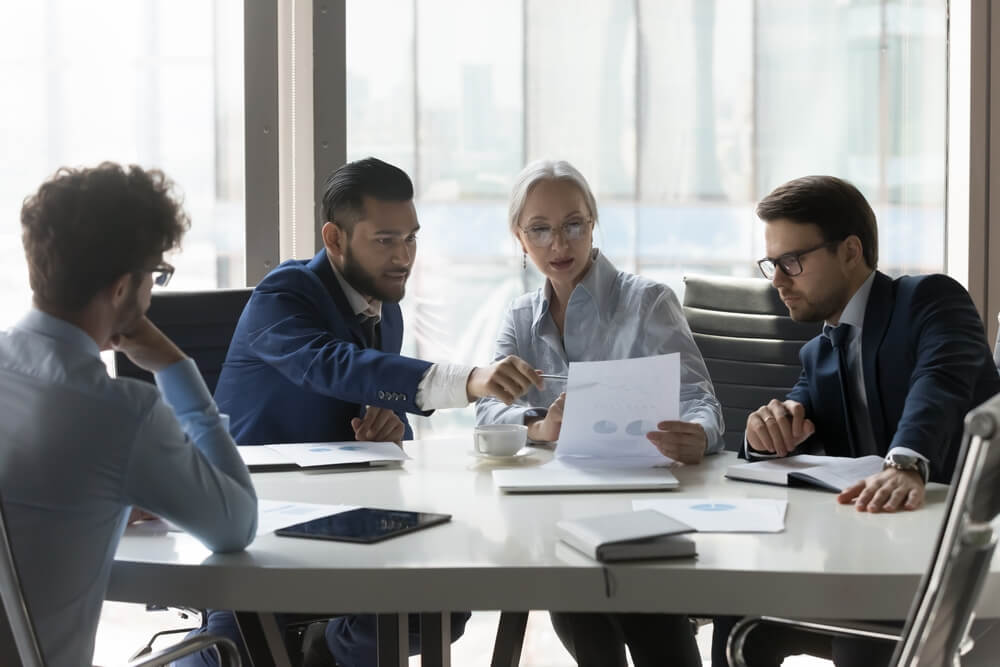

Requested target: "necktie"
[
  {"left": 826, "top": 323, "right": 858, "bottom": 456},
  {"left": 359, "top": 315, "right": 379, "bottom": 349}
]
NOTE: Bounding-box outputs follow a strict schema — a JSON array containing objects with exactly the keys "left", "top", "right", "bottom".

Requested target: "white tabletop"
[{"left": 109, "top": 438, "right": 1000, "bottom": 621}]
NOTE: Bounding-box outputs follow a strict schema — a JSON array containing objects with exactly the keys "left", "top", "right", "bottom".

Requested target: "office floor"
[{"left": 93, "top": 603, "right": 832, "bottom": 666}]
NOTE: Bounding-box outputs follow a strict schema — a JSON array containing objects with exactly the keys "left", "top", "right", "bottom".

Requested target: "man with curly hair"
[{"left": 0, "top": 162, "right": 258, "bottom": 667}]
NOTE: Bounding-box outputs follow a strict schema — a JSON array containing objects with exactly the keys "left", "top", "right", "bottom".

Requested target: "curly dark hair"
[{"left": 20, "top": 162, "right": 190, "bottom": 312}]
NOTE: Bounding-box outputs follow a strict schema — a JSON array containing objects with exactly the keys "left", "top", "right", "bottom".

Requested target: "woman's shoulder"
[{"left": 612, "top": 268, "right": 676, "bottom": 305}]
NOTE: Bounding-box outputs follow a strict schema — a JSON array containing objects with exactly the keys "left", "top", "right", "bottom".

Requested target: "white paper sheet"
[
  {"left": 240, "top": 441, "right": 410, "bottom": 468},
  {"left": 633, "top": 498, "right": 788, "bottom": 533},
  {"left": 255, "top": 499, "right": 357, "bottom": 536},
  {"left": 556, "top": 353, "right": 680, "bottom": 462}
]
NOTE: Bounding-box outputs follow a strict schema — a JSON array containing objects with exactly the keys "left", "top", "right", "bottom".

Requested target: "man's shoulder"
[
  {"left": 889, "top": 272, "right": 969, "bottom": 302},
  {"left": 255, "top": 257, "right": 321, "bottom": 292}
]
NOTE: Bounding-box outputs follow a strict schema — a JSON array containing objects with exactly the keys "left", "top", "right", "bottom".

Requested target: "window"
[
  {"left": 345, "top": 0, "right": 947, "bottom": 437},
  {"left": 0, "top": 0, "right": 246, "bottom": 329}
]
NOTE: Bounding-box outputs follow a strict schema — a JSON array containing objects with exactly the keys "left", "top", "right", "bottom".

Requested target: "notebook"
[
  {"left": 725, "top": 454, "right": 884, "bottom": 492},
  {"left": 492, "top": 461, "right": 679, "bottom": 493},
  {"left": 557, "top": 509, "right": 696, "bottom": 562}
]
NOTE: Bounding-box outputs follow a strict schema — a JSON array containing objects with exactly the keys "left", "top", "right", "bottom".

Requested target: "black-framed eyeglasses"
[
  {"left": 151, "top": 262, "right": 174, "bottom": 287},
  {"left": 519, "top": 216, "right": 591, "bottom": 247},
  {"left": 756, "top": 241, "right": 841, "bottom": 279}
]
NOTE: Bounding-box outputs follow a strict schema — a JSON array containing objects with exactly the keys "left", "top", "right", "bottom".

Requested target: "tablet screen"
[{"left": 274, "top": 507, "right": 451, "bottom": 543}]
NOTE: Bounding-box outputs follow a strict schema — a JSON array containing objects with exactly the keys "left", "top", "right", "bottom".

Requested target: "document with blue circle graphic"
[
  {"left": 556, "top": 353, "right": 680, "bottom": 463},
  {"left": 632, "top": 497, "right": 787, "bottom": 532}
]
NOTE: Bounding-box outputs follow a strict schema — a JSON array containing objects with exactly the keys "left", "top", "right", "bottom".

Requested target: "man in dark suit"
[
  {"left": 712, "top": 175, "right": 1000, "bottom": 667},
  {"left": 181, "top": 158, "right": 541, "bottom": 667}
]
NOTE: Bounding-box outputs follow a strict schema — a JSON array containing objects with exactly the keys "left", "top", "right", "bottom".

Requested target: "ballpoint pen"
[{"left": 538, "top": 373, "right": 568, "bottom": 381}]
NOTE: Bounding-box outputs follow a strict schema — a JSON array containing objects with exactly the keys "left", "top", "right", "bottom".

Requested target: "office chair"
[
  {"left": 682, "top": 274, "right": 821, "bottom": 451},
  {"left": 114, "top": 288, "right": 253, "bottom": 393},
  {"left": 0, "top": 495, "right": 241, "bottom": 667},
  {"left": 727, "top": 389, "right": 1000, "bottom": 666}
]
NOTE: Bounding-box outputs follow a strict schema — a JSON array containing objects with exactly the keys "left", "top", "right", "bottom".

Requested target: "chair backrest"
[
  {"left": 0, "top": 496, "right": 46, "bottom": 667},
  {"left": 892, "top": 391, "right": 1000, "bottom": 666},
  {"left": 114, "top": 288, "right": 253, "bottom": 393},
  {"left": 682, "top": 274, "right": 821, "bottom": 451}
]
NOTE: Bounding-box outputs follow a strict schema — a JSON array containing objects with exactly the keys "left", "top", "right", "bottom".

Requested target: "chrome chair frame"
[{"left": 727, "top": 391, "right": 1000, "bottom": 666}]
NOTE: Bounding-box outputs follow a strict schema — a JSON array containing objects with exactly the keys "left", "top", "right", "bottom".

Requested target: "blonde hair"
[{"left": 508, "top": 160, "right": 598, "bottom": 236}]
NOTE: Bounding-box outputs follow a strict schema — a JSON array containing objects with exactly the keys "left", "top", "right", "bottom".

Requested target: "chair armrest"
[
  {"left": 128, "top": 633, "right": 241, "bottom": 667},
  {"left": 726, "top": 616, "right": 901, "bottom": 667}
]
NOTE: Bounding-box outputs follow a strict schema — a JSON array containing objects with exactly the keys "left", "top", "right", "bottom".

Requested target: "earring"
[{"left": 522, "top": 252, "right": 527, "bottom": 270}]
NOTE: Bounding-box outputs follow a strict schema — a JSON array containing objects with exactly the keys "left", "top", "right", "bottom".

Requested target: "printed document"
[
  {"left": 633, "top": 498, "right": 788, "bottom": 533},
  {"left": 238, "top": 441, "right": 410, "bottom": 469},
  {"left": 556, "top": 353, "right": 680, "bottom": 463}
]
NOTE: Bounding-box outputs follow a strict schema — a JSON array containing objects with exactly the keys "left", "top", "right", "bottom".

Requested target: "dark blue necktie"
[
  {"left": 826, "top": 323, "right": 858, "bottom": 456},
  {"left": 359, "top": 315, "right": 379, "bottom": 349}
]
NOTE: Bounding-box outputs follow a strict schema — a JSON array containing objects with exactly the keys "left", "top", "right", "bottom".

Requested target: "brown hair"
[
  {"left": 756, "top": 175, "right": 878, "bottom": 269},
  {"left": 20, "top": 162, "right": 190, "bottom": 312}
]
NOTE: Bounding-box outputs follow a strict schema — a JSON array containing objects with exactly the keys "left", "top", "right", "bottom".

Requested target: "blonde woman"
[{"left": 476, "top": 160, "right": 723, "bottom": 667}]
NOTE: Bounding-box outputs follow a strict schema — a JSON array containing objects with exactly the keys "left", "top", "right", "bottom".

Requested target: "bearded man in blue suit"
[
  {"left": 712, "top": 175, "right": 1000, "bottom": 667},
  {"left": 181, "top": 158, "right": 541, "bottom": 667}
]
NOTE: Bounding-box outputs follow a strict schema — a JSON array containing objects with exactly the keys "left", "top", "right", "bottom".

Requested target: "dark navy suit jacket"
[
  {"left": 786, "top": 271, "right": 1000, "bottom": 482},
  {"left": 214, "top": 251, "right": 433, "bottom": 445}
]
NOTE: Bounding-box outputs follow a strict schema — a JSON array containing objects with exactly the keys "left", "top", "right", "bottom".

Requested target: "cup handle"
[{"left": 474, "top": 432, "right": 484, "bottom": 454}]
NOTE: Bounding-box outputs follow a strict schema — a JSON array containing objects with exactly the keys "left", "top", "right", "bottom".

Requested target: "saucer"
[{"left": 469, "top": 448, "right": 534, "bottom": 462}]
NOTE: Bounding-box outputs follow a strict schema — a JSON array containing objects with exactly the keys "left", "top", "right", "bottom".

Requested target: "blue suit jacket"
[
  {"left": 787, "top": 272, "right": 1000, "bottom": 482},
  {"left": 214, "top": 251, "right": 433, "bottom": 445}
]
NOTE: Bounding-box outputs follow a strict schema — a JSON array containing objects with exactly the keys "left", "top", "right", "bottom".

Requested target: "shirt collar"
[
  {"left": 15, "top": 308, "right": 102, "bottom": 359},
  {"left": 533, "top": 248, "right": 611, "bottom": 333},
  {"left": 328, "top": 256, "right": 382, "bottom": 321},
  {"left": 825, "top": 270, "right": 876, "bottom": 335}
]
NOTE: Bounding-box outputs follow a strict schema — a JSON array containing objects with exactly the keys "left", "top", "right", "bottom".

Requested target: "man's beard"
[
  {"left": 341, "top": 243, "right": 407, "bottom": 303},
  {"left": 785, "top": 282, "right": 851, "bottom": 323}
]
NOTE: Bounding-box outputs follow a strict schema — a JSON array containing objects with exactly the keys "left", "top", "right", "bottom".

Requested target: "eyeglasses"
[
  {"left": 519, "top": 217, "right": 591, "bottom": 247},
  {"left": 151, "top": 262, "right": 174, "bottom": 287},
  {"left": 756, "top": 241, "right": 841, "bottom": 279}
]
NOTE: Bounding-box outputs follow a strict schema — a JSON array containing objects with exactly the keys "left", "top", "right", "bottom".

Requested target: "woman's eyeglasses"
[{"left": 519, "top": 217, "right": 590, "bottom": 247}]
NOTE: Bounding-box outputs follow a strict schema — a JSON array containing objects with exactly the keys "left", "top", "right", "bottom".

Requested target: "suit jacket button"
[{"left": 378, "top": 391, "right": 385, "bottom": 399}]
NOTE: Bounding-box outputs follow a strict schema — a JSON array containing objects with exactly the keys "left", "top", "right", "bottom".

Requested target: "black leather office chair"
[
  {"left": 0, "top": 493, "right": 241, "bottom": 667},
  {"left": 727, "top": 390, "right": 1000, "bottom": 666},
  {"left": 114, "top": 288, "right": 253, "bottom": 392},
  {"left": 682, "top": 274, "right": 821, "bottom": 451}
]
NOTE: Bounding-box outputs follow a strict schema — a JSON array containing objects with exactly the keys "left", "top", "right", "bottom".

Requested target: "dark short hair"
[
  {"left": 321, "top": 157, "right": 414, "bottom": 234},
  {"left": 20, "top": 162, "right": 190, "bottom": 312},
  {"left": 756, "top": 175, "right": 878, "bottom": 269}
]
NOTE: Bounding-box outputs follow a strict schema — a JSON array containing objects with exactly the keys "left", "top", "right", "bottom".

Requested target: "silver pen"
[{"left": 539, "top": 373, "right": 568, "bottom": 381}]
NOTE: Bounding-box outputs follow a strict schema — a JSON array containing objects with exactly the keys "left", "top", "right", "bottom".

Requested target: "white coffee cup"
[{"left": 473, "top": 424, "right": 527, "bottom": 457}]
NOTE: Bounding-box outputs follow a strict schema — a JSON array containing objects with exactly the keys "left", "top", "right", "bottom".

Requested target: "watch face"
[{"left": 888, "top": 453, "right": 917, "bottom": 467}]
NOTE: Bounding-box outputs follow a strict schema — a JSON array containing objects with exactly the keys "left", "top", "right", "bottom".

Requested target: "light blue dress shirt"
[
  {"left": 475, "top": 250, "right": 725, "bottom": 454},
  {"left": 0, "top": 310, "right": 257, "bottom": 667}
]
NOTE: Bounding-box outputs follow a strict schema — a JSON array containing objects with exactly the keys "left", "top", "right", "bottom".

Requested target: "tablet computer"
[{"left": 274, "top": 507, "right": 451, "bottom": 543}]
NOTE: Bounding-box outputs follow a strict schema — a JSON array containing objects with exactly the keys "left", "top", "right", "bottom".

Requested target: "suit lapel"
[
  {"left": 861, "top": 271, "right": 893, "bottom": 450},
  {"left": 308, "top": 251, "right": 368, "bottom": 348}
]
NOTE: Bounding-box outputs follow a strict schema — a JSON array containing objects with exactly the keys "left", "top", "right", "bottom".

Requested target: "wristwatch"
[{"left": 883, "top": 452, "right": 929, "bottom": 485}]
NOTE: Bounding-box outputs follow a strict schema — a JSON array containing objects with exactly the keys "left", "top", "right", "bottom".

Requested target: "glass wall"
[
  {"left": 0, "top": 0, "right": 246, "bottom": 329},
  {"left": 346, "top": 0, "right": 947, "bottom": 437}
]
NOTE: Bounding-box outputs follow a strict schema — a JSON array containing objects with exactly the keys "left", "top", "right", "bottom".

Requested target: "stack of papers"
[
  {"left": 633, "top": 498, "right": 788, "bottom": 533},
  {"left": 238, "top": 441, "right": 409, "bottom": 471}
]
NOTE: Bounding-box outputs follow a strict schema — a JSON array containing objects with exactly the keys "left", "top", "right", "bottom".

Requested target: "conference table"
[{"left": 108, "top": 438, "right": 1000, "bottom": 666}]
